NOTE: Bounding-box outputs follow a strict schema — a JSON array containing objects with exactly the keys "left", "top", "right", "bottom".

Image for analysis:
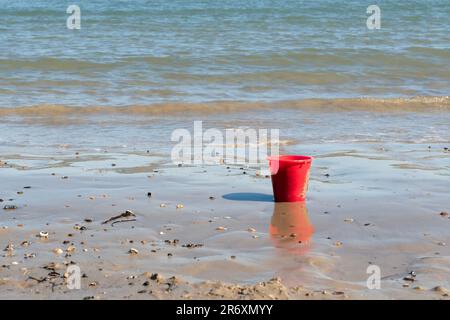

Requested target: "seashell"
[
  {"left": 66, "top": 245, "right": 76, "bottom": 253},
  {"left": 216, "top": 226, "right": 227, "bottom": 231},
  {"left": 176, "top": 204, "right": 184, "bottom": 209},
  {"left": 53, "top": 248, "right": 63, "bottom": 255},
  {"left": 39, "top": 231, "right": 49, "bottom": 238}
]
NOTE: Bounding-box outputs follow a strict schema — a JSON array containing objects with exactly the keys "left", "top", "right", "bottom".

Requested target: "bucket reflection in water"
[{"left": 269, "top": 201, "right": 314, "bottom": 254}]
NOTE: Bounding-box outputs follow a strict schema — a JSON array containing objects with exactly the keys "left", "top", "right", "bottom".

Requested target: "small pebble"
[
  {"left": 216, "top": 226, "right": 227, "bottom": 231},
  {"left": 4, "top": 243, "right": 14, "bottom": 253},
  {"left": 432, "top": 286, "right": 448, "bottom": 294},
  {"left": 3, "top": 205, "right": 18, "bottom": 210},
  {"left": 128, "top": 248, "right": 139, "bottom": 255},
  {"left": 176, "top": 204, "right": 184, "bottom": 209},
  {"left": 150, "top": 273, "right": 163, "bottom": 282}
]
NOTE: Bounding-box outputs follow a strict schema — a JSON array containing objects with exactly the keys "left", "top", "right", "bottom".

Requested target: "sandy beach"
[{"left": 1, "top": 113, "right": 449, "bottom": 299}]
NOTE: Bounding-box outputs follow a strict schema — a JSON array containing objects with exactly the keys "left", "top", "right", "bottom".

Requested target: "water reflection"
[{"left": 269, "top": 201, "right": 314, "bottom": 254}]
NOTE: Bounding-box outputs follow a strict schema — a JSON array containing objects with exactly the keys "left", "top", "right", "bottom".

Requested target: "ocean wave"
[
  {"left": 1, "top": 96, "right": 449, "bottom": 117},
  {"left": 0, "top": 58, "right": 119, "bottom": 72}
]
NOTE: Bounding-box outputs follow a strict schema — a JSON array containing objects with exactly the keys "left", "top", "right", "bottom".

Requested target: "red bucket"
[{"left": 268, "top": 155, "right": 313, "bottom": 202}]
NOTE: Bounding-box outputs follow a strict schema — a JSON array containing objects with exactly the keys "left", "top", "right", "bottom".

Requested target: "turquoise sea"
[
  {"left": 0, "top": 0, "right": 449, "bottom": 161},
  {"left": 0, "top": 0, "right": 449, "bottom": 108}
]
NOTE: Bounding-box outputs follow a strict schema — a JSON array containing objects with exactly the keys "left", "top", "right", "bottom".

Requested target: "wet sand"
[{"left": 1, "top": 142, "right": 449, "bottom": 299}]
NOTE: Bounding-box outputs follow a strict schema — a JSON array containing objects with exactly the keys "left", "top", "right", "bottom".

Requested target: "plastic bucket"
[{"left": 268, "top": 155, "right": 313, "bottom": 202}]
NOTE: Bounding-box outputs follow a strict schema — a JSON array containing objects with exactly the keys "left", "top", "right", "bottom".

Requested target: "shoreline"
[{"left": 1, "top": 95, "right": 450, "bottom": 116}]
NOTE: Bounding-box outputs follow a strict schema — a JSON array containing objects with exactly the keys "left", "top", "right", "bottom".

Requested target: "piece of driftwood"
[{"left": 102, "top": 210, "right": 136, "bottom": 225}]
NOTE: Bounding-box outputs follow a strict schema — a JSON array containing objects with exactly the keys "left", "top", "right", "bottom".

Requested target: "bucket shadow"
[{"left": 222, "top": 193, "right": 274, "bottom": 202}]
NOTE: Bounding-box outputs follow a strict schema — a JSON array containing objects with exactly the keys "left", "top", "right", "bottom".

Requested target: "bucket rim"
[{"left": 267, "top": 155, "right": 313, "bottom": 163}]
